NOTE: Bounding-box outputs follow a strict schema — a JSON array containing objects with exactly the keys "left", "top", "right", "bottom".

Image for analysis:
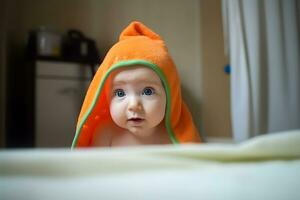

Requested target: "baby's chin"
[{"left": 126, "top": 126, "right": 155, "bottom": 138}]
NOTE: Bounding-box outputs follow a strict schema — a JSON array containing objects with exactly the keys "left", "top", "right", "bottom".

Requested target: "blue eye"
[
  {"left": 142, "top": 87, "right": 155, "bottom": 96},
  {"left": 114, "top": 89, "right": 125, "bottom": 97}
]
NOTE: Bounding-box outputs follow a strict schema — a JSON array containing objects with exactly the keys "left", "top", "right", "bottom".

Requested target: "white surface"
[
  {"left": 36, "top": 61, "right": 93, "bottom": 78},
  {"left": 1, "top": 130, "right": 300, "bottom": 200},
  {"left": 35, "top": 61, "right": 91, "bottom": 147}
]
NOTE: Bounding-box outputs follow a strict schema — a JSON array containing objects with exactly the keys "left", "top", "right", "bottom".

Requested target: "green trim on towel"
[{"left": 71, "top": 59, "right": 179, "bottom": 148}]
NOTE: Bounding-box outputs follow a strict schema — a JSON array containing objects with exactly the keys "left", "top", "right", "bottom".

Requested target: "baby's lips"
[{"left": 127, "top": 117, "right": 144, "bottom": 121}]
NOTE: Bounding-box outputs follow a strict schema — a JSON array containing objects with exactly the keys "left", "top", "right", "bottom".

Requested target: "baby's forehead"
[{"left": 110, "top": 65, "right": 162, "bottom": 85}]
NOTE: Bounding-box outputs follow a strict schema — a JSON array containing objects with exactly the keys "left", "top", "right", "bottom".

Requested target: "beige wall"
[
  {"left": 2, "top": 0, "right": 232, "bottom": 142},
  {"left": 200, "top": 0, "right": 232, "bottom": 138}
]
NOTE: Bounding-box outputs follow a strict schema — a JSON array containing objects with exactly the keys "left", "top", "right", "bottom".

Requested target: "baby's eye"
[
  {"left": 142, "top": 87, "right": 155, "bottom": 96},
  {"left": 114, "top": 89, "right": 126, "bottom": 97}
]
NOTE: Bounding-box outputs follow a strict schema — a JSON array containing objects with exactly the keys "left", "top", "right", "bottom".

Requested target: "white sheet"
[{"left": 1, "top": 130, "right": 300, "bottom": 200}]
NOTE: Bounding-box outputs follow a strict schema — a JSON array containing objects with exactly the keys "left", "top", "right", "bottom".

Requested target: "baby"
[
  {"left": 72, "top": 21, "right": 201, "bottom": 148},
  {"left": 92, "top": 65, "right": 171, "bottom": 146}
]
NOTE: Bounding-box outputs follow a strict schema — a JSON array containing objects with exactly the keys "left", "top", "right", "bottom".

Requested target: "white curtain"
[{"left": 222, "top": 0, "right": 300, "bottom": 142}]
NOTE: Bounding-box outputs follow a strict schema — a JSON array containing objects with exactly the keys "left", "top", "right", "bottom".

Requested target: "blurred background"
[{"left": 0, "top": 0, "right": 243, "bottom": 148}]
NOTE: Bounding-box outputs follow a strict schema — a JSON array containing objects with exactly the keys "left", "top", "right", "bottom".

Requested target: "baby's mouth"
[{"left": 128, "top": 117, "right": 144, "bottom": 122}]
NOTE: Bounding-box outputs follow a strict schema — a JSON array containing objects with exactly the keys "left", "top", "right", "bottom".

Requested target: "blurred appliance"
[
  {"left": 26, "top": 28, "right": 99, "bottom": 65},
  {"left": 62, "top": 30, "right": 99, "bottom": 64},
  {"left": 27, "top": 28, "right": 99, "bottom": 77},
  {"left": 6, "top": 60, "right": 94, "bottom": 148},
  {"left": 27, "top": 27, "right": 62, "bottom": 58},
  {"left": 34, "top": 61, "right": 93, "bottom": 147}
]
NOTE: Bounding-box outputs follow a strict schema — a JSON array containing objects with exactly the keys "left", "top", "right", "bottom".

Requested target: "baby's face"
[{"left": 109, "top": 66, "right": 166, "bottom": 137}]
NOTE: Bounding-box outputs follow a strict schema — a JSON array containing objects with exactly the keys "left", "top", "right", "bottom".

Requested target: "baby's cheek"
[
  {"left": 110, "top": 101, "right": 123, "bottom": 119},
  {"left": 147, "top": 101, "right": 165, "bottom": 119}
]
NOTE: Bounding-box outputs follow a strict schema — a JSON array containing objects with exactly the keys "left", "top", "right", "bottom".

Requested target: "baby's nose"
[{"left": 128, "top": 96, "right": 142, "bottom": 112}]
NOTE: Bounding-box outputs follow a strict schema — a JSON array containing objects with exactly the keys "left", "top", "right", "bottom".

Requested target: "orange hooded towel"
[{"left": 72, "top": 21, "right": 201, "bottom": 148}]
